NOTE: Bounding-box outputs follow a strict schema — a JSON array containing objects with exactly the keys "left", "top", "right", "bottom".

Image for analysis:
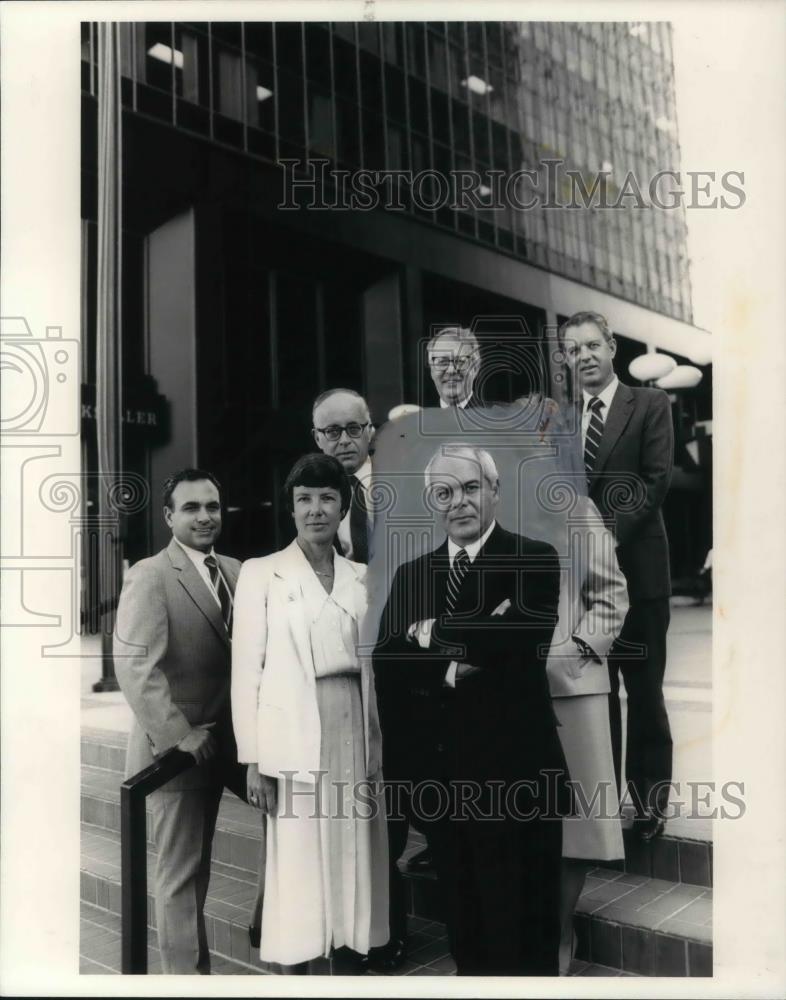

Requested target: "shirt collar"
[
  {"left": 583, "top": 374, "right": 619, "bottom": 413},
  {"left": 174, "top": 536, "right": 214, "bottom": 566},
  {"left": 448, "top": 519, "right": 497, "bottom": 565},
  {"left": 440, "top": 393, "right": 472, "bottom": 410},
  {"left": 352, "top": 457, "right": 373, "bottom": 486}
]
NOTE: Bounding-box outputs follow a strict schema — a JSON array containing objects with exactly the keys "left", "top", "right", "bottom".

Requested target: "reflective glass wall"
[{"left": 82, "top": 20, "right": 692, "bottom": 322}]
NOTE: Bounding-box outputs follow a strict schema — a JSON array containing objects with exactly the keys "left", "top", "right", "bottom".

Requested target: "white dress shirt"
[
  {"left": 174, "top": 536, "right": 226, "bottom": 610},
  {"left": 581, "top": 374, "right": 619, "bottom": 448},
  {"left": 439, "top": 394, "right": 473, "bottom": 409},
  {"left": 336, "top": 457, "right": 373, "bottom": 561}
]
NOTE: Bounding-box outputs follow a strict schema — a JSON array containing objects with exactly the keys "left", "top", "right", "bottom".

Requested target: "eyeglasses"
[
  {"left": 314, "top": 422, "right": 370, "bottom": 442},
  {"left": 428, "top": 353, "right": 477, "bottom": 372}
]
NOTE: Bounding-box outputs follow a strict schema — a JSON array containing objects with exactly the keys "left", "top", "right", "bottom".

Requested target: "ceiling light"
[
  {"left": 147, "top": 43, "right": 184, "bottom": 69},
  {"left": 461, "top": 75, "right": 494, "bottom": 96}
]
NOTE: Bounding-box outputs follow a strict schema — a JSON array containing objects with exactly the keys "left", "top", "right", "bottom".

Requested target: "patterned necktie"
[
  {"left": 204, "top": 555, "right": 233, "bottom": 636},
  {"left": 445, "top": 548, "right": 471, "bottom": 616},
  {"left": 349, "top": 476, "right": 369, "bottom": 565},
  {"left": 583, "top": 396, "right": 605, "bottom": 478}
]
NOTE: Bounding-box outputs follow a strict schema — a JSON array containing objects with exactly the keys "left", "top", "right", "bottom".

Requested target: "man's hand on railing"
[
  {"left": 246, "top": 765, "right": 277, "bottom": 815},
  {"left": 177, "top": 723, "right": 217, "bottom": 764}
]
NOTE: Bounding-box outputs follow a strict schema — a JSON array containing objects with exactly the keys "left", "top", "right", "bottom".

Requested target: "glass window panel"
[
  {"left": 359, "top": 48, "right": 383, "bottom": 109},
  {"left": 304, "top": 22, "right": 331, "bottom": 88},
  {"left": 357, "top": 21, "right": 380, "bottom": 55},
  {"left": 406, "top": 22, "right": 426, "bottom": 78},
  {"left": 430, "top": 89, "right": 451, "bottom": 145},
  {"left": 245, "top": 21, "right": 273, "bottom": 63},
  {"left": 308, "top": 89, "right": 334, "bottom": 157},
  {"left": 384, "top": 64, "right": 406, "bottom": 122},
  {"left": 333, "top": 34, "right": 358, "bottom": 102},
  {"left": 427, "top": 31, "right": 449, "bottom": 91},
  {"left": 361, "top": 108, "right": 386, "bottom": 169}
]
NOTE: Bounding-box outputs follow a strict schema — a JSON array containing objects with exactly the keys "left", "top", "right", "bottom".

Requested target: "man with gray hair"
[{"left": 373, "top": 443, "right": 568, "bottom": 975}]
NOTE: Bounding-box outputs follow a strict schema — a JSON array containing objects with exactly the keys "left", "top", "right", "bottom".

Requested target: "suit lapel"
[
  {"left": 167, "top": 539, "right": 229, "bottom": 648},
  {"left": 428, "top": 541, "right": 451, "bottom": 618},
  {"left": 589, "top": 382, "right": 635, "bottom": 487}
]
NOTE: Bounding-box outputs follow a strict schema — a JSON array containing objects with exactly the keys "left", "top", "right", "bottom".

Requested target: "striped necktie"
[
  {"left": 583, "top": 396, "right": 605, "bottom": 478},
  {"left": 204, "top": 555, "right": 233, "bottom": 636},
  {"left": 445, "top": 548, "right": 471, "bottom": 616}
]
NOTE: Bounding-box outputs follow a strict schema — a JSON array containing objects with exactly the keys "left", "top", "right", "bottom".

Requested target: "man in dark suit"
[
  {"left": 561, "top": 311, "right": 674, "bottom": 841},
  {"left": 312, "top": 388, "right": 374, "bottom": 564},
  {"left": 114, "top": 468, "right": 247, "bottom": 973},
  {"left": 373, "top": 444, "right": 568, "bottom": 975}
]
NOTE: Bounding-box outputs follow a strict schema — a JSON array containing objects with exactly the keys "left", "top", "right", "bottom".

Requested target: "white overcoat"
[{"left": 231, "top": 539, "right": 388, "bottom": 964}]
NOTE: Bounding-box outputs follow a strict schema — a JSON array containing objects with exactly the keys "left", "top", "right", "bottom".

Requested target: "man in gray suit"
[{"left": 114, "top": 468, "right": 245, "bottom": 974}]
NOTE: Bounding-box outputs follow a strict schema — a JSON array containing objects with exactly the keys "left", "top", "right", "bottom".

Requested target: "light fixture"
[
  {"left": 147, "top": 42, "right": 184, "bottom": 70},
  {"left": 656, "top": 365, "right": 703, "bottom": 390},
  {"left": 461, "top": 75, "right": 494, "bottom": 96},
  {"left": 628, "top": 353, "right": 677, "bottom": 382},
  {"left": 256, "top": 85, "right": 273, "bottom": 102}
]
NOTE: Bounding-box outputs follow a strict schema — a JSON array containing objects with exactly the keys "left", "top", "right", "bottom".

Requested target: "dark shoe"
[
  {"left": 332, "top": 946, "right": 369, "bottom": 975},
  {"left": 248, "top": 924, "right": 261, "bottom": 949},
  {"left": 405, "top": 846, "right": 433, "bottom": 873},
  {"left": 637, "top": 814, "right": 666, "bottom": 842},
  {"left": 368, "top": 937, "right": 407, "bottom": 972}
]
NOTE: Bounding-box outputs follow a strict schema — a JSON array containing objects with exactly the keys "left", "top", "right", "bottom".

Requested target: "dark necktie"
[
  {"left": 349, "top": 475, "right": 369, "bottom": 565},
  {"left": 583, "top": 396, "right": 605, "bottom": 478},
  {"left": 445, "top": 548, "right": 471, "bottom": 616},
  {"left": 204, "top": 555, "right": 233, "bottom": 636}
]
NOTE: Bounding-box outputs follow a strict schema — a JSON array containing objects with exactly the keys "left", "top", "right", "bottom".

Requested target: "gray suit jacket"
[
  {"left": 546, "top": 497, "right": 628, "bottom": 698},
  {"left": 114, "top": 538, "right": 241, "bottom": 790}
]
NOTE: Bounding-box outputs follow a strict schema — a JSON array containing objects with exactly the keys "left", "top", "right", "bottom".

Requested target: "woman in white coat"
[{"left": 231, "top": 453, "right": 389, "bottom": 971}]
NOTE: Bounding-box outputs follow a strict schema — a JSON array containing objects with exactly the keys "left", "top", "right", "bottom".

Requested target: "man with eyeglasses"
[
  {"left": 312, "top": 388, "right": 375, "bottom": 565},
  {"left": 427, "top": 327, "right": 482, "bottom": 409}
]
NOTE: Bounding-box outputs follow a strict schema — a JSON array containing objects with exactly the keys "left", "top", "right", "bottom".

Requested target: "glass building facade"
[{"left": 81, "top": 20, "right": 692, "bottom": 324}]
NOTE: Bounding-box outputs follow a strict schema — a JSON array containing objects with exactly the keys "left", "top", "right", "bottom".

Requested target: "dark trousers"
[
  {"left": 430, "top": 688, "right": 561, "bottom": 976},
  {"left": 384, "top": 782, "right": 432, "bottom": 942},
  {"left": 608, "top": 598, "right": 672, "bottom": 818},
  {"left": 428, "top": 812, "right": 561, "bottom": 976}
]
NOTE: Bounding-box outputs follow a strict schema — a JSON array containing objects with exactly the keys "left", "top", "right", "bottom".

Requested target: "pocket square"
[{"left": 491, "top": 598, "right": 512, "bottom": 616}]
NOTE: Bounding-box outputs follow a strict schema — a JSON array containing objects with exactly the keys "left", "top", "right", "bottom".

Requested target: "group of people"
[{"left": 113, "top": 310, "right": 675, "bottom": 976}]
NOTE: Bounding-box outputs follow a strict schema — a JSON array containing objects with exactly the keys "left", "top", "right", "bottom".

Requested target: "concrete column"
[
  {"left": 362, "top": 271, "right": 404, "bottom": 423},
  {"left": 146, "top": 209, "right": 197, "bottom": 552}
]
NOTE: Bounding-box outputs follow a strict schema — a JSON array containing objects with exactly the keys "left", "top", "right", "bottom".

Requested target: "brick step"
[
  {"left": 82, "top": 813, "right": 709, "bottom": 977},
  {"left": 81, "top": 738, "right": 713, "bottom": 890},
  {"left": 80, "top": 900, "right": 261, "bottom": 975},
  {"left": 81, "top": 823, "right": 452, "bottom": 976},
  {"left": 399, "top": 857, "right": 711, "bottom": 976}
]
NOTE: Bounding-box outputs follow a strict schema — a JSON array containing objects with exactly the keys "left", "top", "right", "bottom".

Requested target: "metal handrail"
[{"left": 120, "top": 748, "right": 194, "bottom": 974}]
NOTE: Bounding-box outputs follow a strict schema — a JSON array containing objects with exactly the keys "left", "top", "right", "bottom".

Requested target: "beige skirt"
[{"left": 554, "top": 694, "right": 624, "bottom": 861}]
